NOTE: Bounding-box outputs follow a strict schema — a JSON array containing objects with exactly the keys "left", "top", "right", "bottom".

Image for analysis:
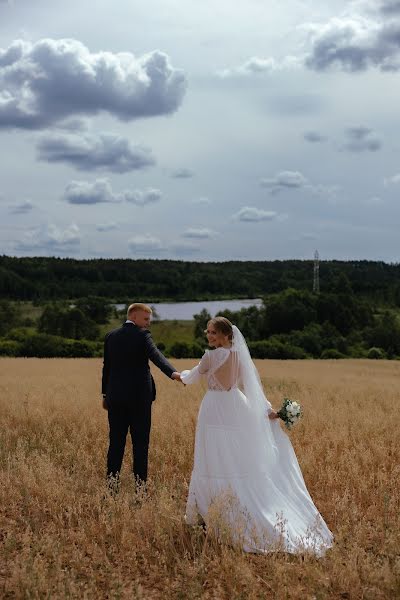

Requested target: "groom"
[{"left": 102, "top": 302, "right": 181, "bottom": 487}]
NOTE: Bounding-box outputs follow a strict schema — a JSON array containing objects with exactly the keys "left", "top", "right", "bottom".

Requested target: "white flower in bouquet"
[{"left": 277, "top": 398, "right": 303, "bottom": 430}]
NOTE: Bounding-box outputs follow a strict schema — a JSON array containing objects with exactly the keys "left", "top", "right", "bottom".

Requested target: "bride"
[{"left": 181, "top": 317, "right": 333, "bottom": 556}]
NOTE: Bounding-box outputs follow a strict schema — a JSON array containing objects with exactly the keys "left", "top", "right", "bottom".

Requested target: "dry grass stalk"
[{"left": 0, "top": 358, "right": 399, "bottom": 599}]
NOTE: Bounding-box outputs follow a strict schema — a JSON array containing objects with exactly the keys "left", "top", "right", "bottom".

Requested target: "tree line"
[
  {"left": 1, "top": 275, "right": 400, "bottom": 358},
  {"left": 2, "top": 255, "right": 400, "bottom": 303}
]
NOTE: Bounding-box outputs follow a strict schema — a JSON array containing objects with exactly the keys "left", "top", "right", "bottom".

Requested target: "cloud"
[
  {"left": 305, "top": 12, "right": 400, "bottom": 72},
  {"left": 341, "top": 126, "right": 381, "bottom": 152},
  {"left": 170, "top": 168, "right": 194, "bottom": 179},
  {"left": 304, "top": 131, "right": 327, "bottom": 143},
  {"left": 260, "top": 170, "right": 308, "bottom": 193},
  {"left": 96, "top": 222, "right": 119, "bottom": 232},
  {"left": 217, "top": 55, "right": 300, "bottom": 78},
  {"left": 182, "top": 227, "right": 216, "bottom": 239},
  {"left": 15, "top": 223, "right": 80, "bottom": 253},
  {"left": 8, "top": 199, "right": 34, "bottom": 214},
  {"left": 384, "top": 172, "right": 400, "bottom": 185},
  {"left": 36, "top": 131, "right": 155, "bottom": 173},
  {"left": 0, "top": 38, "right": 186, "bottom": 129},
  {"left": 63, "top": 179, "right": 118, "bottom": 204},
  {"left": 380, "top": 1, "right": 400, "bottom": 16},
  {"left": 191, "top": 196, "right": 212, "bottom": 205},
  {"left": 232, "top": 207, "right": 278, "bottom": 222},
  {"left": 63, "top": 179, "right": 162, "bottom": 206},
  {"left": 124, "top": 188, "right": 162, "bottom": 206},
  {"left": 128, "top": 234, "right": 165, "bottom": 253}
]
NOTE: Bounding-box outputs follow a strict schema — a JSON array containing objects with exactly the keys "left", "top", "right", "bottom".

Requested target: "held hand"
[
  {"left": 268, "top": 410, "right": 279, "bottom": 420},
  {"left": 171, "top": 372, "right": 184, "bottom": 384}
]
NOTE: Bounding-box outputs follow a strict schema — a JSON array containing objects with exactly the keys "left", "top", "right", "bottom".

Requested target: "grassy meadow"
[{"left": 0, "top": 358, "right": 399, "bottom": 599}]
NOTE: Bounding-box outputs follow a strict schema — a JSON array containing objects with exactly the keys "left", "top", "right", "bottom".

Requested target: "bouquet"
[{"left": 277, "top": 398, "right": 303, "bottom": 430}]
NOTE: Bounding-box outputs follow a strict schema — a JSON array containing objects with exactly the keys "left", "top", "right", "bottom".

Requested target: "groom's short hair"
[{"left": 127, "top": 303, "right": 152, "bottom": 318}]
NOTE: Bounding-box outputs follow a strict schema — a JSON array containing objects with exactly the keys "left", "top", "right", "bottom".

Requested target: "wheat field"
[{"left": 0, "top": 358, "right": 399, "bottom": 599}]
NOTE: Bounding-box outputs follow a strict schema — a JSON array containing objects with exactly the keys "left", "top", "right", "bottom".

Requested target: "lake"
[{"left": 116, "top": 298, "right": 263, "bottom": 320}]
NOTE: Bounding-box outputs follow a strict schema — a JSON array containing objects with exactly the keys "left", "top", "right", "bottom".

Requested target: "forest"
[
  {"left": 1, "top": 255, "right": 400, "bottom": 302},
  {"left": 0, "top": 256, "right": 400, "bottom": 359}
]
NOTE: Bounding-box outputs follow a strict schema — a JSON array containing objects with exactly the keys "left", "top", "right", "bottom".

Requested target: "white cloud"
[
  {"left": 232, "top": 207, "right": 278, "bottom": 222},
  {"left": 305, "top": 12, "right": 400, "bottom": 72},
  {"left": 124, "top": 188, "right": 162, "bottom": 206},
  {"left": 384, "top": 173, "right": 400, "bottom": 185},
  {"left": 191, "top": 196, "right": 212, "bottom": 205},
  {"left": 96, "top": 222, "right": 119, "bottom": 232},
  {"left": 63, "top": 179, "right": 118, "bottom": 204},
  {"left": 36, "top": 131, "right": 155, "bottom": 173},
  {"left": 0, "top": 38, "right": 187, "bottom": 129},
  {"left": 63, "top": 179, "right": 162, "bottom": 206},
  {"left": 128, "top": 234, "right": 165, "bottom": 253},
  {"left": 217, "top": 55, "right": 300, "bottom": 77},
  {"left": 15, "top": 223, "right": 80, "bottom": 252},
  {"left": 260, "top": 171, "right": 308, "bottom": 193},
  {"left": 182, "top": 227, "right": 216, "bottom": 239}
]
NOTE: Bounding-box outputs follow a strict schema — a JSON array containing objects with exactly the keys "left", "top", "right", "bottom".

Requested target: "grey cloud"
[
  {"left": 182, "top": 227, "right": 215, "bottom": 239},
  {"left": 380, "top": 1, "right": 400, "bottom": 16},
  {"left": 260, "top": 170, "right": 308, "bottom": 193},
  {"left": 37, "top": 131, "right": 155, "bottom": 173},
  {"left": 171, "top": 168, "right": 194, "bottom": 179},
  {"left": 128, "top": 234, "right": 165, "bottom": 253},
  {"left": 341, "top": 126, "right": 382, "bottom": 152},
  {"left": 233, "top": 207, "right": 278, "bottom": 222},
  {"left": 15, "top": 223, "right": 80, "bottom": 253},
  {"left": 96, "top": 222, "right": 119, "bottom": 232},
  {"left": 64, "top": 179, "right": 118, "bottom": 204},
  {"left": 304, "top": 131, "right": 327, "bottom": 143},
  {"left": 63, "top": 179, "right": 162, "bottom": 206},
  {"left": 9, "top": 199, "right": 34, "bottom": 214},
  {"left": 0, "top": 38, "right": 186, "bottom": 129},
  {"left": 124, "top": 188, "right": 162, "bottom": 206},
  {"left": 305, "top": 15, "right": 400, "bottom": 72}
]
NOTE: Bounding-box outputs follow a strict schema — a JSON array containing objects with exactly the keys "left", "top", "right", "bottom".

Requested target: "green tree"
[
  {"left": 193, "top": 308, "right": 211, "bottom": 341},
  {"left": 0, "top": 300, "right": 18, "bottom": 336}
]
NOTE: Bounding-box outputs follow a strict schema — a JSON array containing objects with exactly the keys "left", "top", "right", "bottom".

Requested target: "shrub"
[
  {"left": 169, "top": 341, "right": 192, "bottom": 358},
  {"left": 249, "top": 340, "right": 307, "bottom": 360},
  {"left": 0, "top": 339, "right": 21, "bottom": 356},
  {"left": 367, "top": 347, "right": 387, "bottom": 360},
  {"left": 320, "top": 348, "right": 346, "bottom": 359}
]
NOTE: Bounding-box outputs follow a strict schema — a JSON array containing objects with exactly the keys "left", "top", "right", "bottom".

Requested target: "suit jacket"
[{"left": 101, "top": 322, "right": 176, "bottom": 405}]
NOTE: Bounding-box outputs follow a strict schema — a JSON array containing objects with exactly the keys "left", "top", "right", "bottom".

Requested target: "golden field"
[{"left": 0, "top": 358, "right": 399, "bottom": 599}]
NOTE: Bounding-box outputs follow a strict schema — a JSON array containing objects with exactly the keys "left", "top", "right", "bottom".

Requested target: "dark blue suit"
[{"left": 102, "top": 321, "right": 176, "bottom": 483}]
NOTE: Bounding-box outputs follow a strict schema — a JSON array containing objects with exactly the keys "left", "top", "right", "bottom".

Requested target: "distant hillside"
[{"left": 0, "top": 255, "right": 399, "bottom": 302}]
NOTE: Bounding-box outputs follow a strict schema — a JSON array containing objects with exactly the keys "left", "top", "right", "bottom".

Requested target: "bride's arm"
[{"left": 181, "top": 351, "right": 210, "bottom": 385}]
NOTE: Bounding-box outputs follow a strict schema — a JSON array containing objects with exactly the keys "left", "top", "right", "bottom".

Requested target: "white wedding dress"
[{"left": 181, "top": 326, "right": 333, "bottom": 556}]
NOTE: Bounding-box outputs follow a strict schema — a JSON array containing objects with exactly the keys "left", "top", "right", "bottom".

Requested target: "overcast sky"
[{"left": 1, "top": 0, "right": 399, "bottom": 262}]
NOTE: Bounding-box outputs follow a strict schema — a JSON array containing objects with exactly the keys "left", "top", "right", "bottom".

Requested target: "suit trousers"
[{"left": 107, "top": 399, "right": 152, "bottom": 484}]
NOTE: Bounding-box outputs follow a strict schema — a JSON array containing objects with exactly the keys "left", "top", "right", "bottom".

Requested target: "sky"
[{"left": 0, "top": 0, "right": 399, "bottom": 262}]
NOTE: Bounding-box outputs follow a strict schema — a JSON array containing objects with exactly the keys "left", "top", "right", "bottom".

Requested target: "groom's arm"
[
  {"left": 143, "top": 331, "right": 177, "bottom": 378},
  {"left": 101, "top": 333, "right": 111, "bottom": 396}
]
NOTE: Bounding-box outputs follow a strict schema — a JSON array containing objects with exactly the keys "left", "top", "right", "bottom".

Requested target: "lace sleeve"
[{"left": 181, "top": 351, "right": 210, "bottom": 385}]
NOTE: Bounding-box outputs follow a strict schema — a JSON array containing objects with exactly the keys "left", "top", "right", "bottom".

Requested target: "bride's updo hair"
[{"left": 207, "top": 316, "right": 233, "bottom": 342}]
